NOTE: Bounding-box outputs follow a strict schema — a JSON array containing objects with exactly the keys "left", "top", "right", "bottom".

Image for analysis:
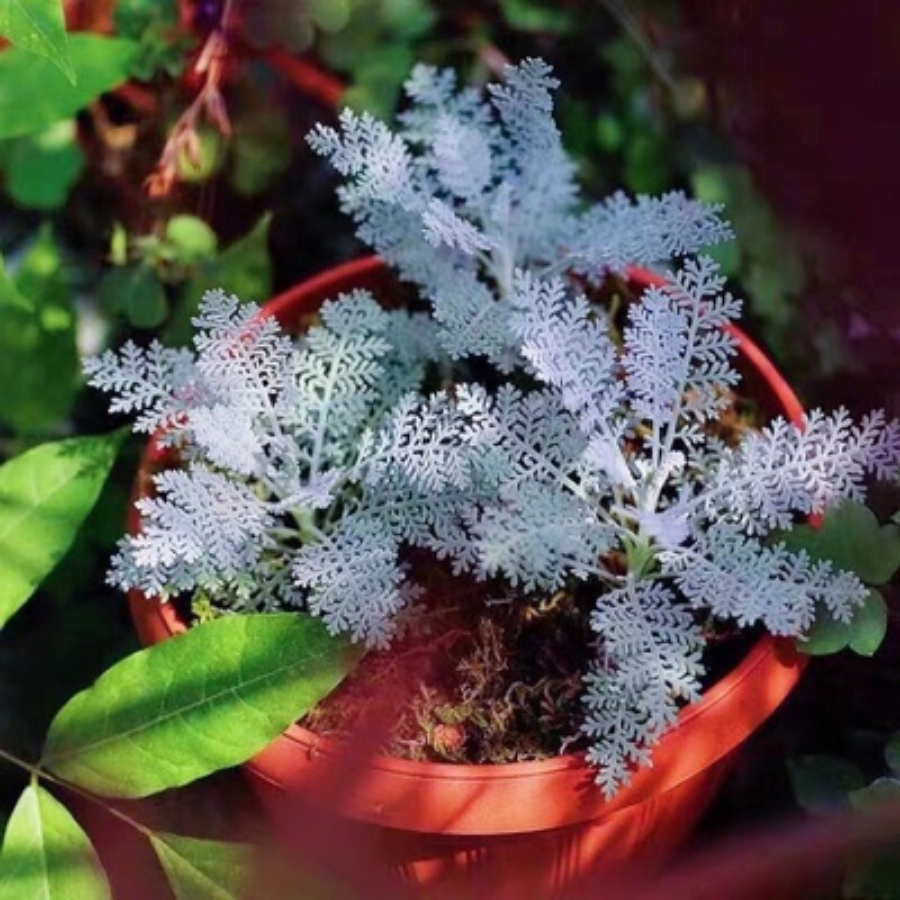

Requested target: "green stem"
[{"left": 0, "top": 748, "right": 154, "bottom": 840}]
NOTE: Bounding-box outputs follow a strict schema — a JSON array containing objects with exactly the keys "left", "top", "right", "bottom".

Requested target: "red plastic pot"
[{"left": 129, "top": 256, "right": 807, "bottom": 898}]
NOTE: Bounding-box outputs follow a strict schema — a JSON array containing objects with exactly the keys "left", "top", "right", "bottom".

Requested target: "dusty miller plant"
[{"left": 87, "top": 60, "right": 900, "bottom": 796}]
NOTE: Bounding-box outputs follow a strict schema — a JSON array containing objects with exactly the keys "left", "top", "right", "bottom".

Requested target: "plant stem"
[{"left": 0, "top": 748, "right": 154, "bottom": 840}]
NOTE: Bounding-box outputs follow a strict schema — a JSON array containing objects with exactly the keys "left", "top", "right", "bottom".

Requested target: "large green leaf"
[
  {"left": 0, "top": 781, "right": 110, "bottom": 900},
  {"left": 0, "top": 432, "right": 123, "bottom": 628},
  {"left": 0, "top": 226, "right": 79, "bottom": 434},
  {"left": 0, "top": 35, "right": 136, "bottom": 140},
  {"left": 0, "top": 0, "right": 73, "bottom": 83},
  {"left": 150, "top": 832, "right": 253, "bottom": 900},
  {"left": 42, "top": 613, "right": 358, "bottom": 797}
]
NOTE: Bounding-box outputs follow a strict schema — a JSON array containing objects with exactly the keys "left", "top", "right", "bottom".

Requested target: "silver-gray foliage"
[{"left": 88, "top": 60, "right": 900, "bottom": 796}]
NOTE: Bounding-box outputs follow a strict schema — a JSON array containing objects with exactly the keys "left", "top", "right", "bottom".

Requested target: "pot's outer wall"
[{"left": 128, "top": 256, "right": 807, "bottom": 894}]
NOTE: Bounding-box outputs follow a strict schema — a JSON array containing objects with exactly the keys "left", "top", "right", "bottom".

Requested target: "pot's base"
[{"left": 246, "top": 756, "right": 731, "bottom": 899}]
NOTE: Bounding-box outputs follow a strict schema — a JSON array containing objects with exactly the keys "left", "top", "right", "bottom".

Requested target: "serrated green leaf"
[
  {"left": 0, "top": 0, "right": 74, "bottom": 83},
  {"left": 150, "top": 832, "right": 253, "bottom": 900},
  {"left": 848, "top": 589, "right": 888, "bottom": 657},
  {"left": 0, "top": 432, "right": 124, "bottom": 628},
  {"left": 789, "top": 755, "right": 867, "bottom": 814},
  {"left": 0, "top": 226, "right": 79, "bottom": 433},
  {"left": 4, "top": 119, "right": 86, "bottom": 209},
  {"left": 42, "top": 613, "right": 358, "bottom": 797},
  {"left": 782, "top": 501, "right": 900, "bottom": 586},
  {"left": 0, "top": 35, "right": 137, "bottom": 140},
  {"left": 0, "top": 781, "right": 110, "bottom": 900}
]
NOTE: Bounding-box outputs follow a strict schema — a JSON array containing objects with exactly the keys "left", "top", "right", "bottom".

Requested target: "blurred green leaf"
[
  {"left": 228, "top": 99, "right": 291, "bottom": 197},
  {"left": 782, "top": 501, "right": 900, "bottom": 586},
  {"left": 0, "top": 256, "right": 32, "bottom": 312},
  {"left": 99, "top": 264, "right": 169, "bottom": 329},
  {"left": 623, "top": 130, "right": 670, "bottom": 194},
  {"left": 0, "top": 432, "right": 124, "bottom": 629},
  {"left": 3, "top": 119, "right": 85, "bottom": 209},
  {"left": 0, "top": 226, "right": 79, "bottom": 433},
  {"left": 164, "top": 216, "right": 219, "bottom": 263},
  {"left": 595, "top": 113, "right": 625, "bottom": 151},
  {"left": 42, "top": 613, "right": 359, "bottom": 797},
  {"left": 0, "top": 0, "right": 74, "bottom": 83},
  {"left": 308, "top": 0, "right": 350, "bottom": 32},
  {"left": 500, "top": 0, "right": 573, "bottom": 34},
  {"left": 340, "top": 46, "right": 415, "bottom": 118},
  {"left": 789, "top": 755, "right": 866, "bottom": 814},
  {"left": 0, "top": 35, "right": 137, "bottom": 140},
  {"left": 113, "top": 0, "right": 179, "bottom": 35},
  {"left": 0, "top": 781, "right": 109, "bottom": 900},
  {"left": 175, "top": 127, "right": 225, "bottom": 183},
  {"left": 150, "top": 833, "right": 253, "bottom": 900},
  {"left": 168, "top": 215, "right": 272, "bottom": 344}
]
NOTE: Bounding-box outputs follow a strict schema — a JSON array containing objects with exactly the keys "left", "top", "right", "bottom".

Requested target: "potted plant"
[{"left": 85, "top": 60, "right": 900, "bottom": 895}]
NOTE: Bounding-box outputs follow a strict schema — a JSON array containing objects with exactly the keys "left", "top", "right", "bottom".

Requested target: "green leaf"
[
  {"left": 227, "top": 97, "right": 291, "bottom": 197},
  {"left": 42, "top": 613, "right": 359, "bottom": 797},
  {"left": 0, "top": 432, "right": 124, "bottom": 628},
  {"left": 339, "top": 46, "right": 415, "bottom": 118},
  {"left": 0, "top": 781, "right": 110, "bottom": 900},
  {"left": 3, "top": 119, "right": 86, "bottom": 209},
  {"left": 798, "top": 610, "right": 854, "bottom": 656},
  {"left": 167, "top": 215, "right": 271, "bottom": 345},
  {"left": 164, "top": 216, "right": 218, "bottom": 263},
  {"left": 848, "top": 589, "right": 888, "bottom": 657},
  {"left": 0, "top": 256, "right": 32, "bottom": 312},
  {"left": 99, "top": 264, "right": 169, "bottom": 329},
  {"left": 0, "top": 35, "right": 137, "bottom": 140},
  {"left": 149, "top": 832, "right": 253, "bottom": 900},
  {"left": 499, "top": 0, "right": 573, "bottom": 34},
  {"left": 175, "top": 127, "right": 224, "bottom": 183},
  {"left": 788, "top": 755, "right": 867, "bottom": 814},
  {"left": 0, "top": 0, "right": 74, "bottom": 83},
  {"left": 0, "top": 226, "right": 79, "bottom": 433},
  {"left": 782, "top": 501, "right": 900, "bottom": 586},
  {"left": 308, "top": 0, "right": 350, "bottom": 32}
]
